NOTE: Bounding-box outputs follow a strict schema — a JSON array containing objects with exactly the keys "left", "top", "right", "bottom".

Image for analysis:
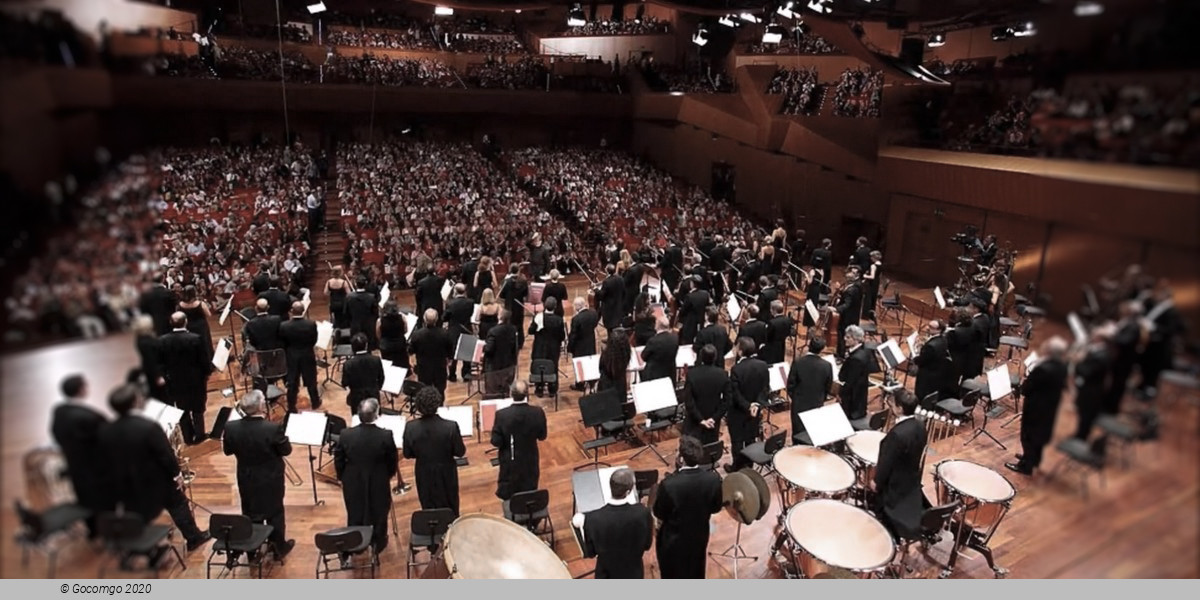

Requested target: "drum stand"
[
  {"left": 709, "top": 519, "right": 757, "bottom": 579},
  {"left": 963, "top": 404, "right": 1006, "bottom": 450},
  {"left": 940, "top": 500, "right": 1010, "bottom": 579}
]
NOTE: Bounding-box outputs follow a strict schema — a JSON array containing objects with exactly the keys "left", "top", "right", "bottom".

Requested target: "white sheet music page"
[
  {"left": 1023, "top": 351, "right": 1040, "bottom": 371},
  {"left": 219, "top": 299, "right": 232, "bottom": 326},
  {"left": 382, "top": 365, "right": 408, "bottom": 395},
  {"left": 211, "top": 338, "right": 232, "bottom": 372},
  {"left": 403, "top": 312, "right": 419, "bottom": 341},
  {"left": 675, "top": 346, "right": 696, "bottom": 368},
  {"left": 934, "top": 287, "right": 946, "bottom": 309},
  {"left": 799, "top": 404, "right": 854, "bottom": 447},
  {"left": 573, "top": 355, "right": 601, "bottom": 383},
  {"left": 378, "top": 282, "right": 390, "bottom": 309},
  {"left": 987, "top": 364, "right": 1013, "bottom": 400},
  {"left": 822, "top": 354, "right": 841, "bottom": 382},
  {"left": 905, "top": 331, "right": 920, "bottom": 356},
  {"left": 632, "top": 377, "right": 677, "bottom": 413},
  {"left": 315, "top": 320, "right": 334, "bottom": 350},
  {"left": 437, "top": 406, "right": 474, "bottom": 437},
  {"left": 285, "top": 411, "right": 329, "bottom": 446},
  {"left": 805, "top": 300, "right": 820, "bottom": 325},
  {"left": 769, "top": 362, "right": 789, "bottom": 392},
  {"left": 726, "top": 295, "right": 742, "bottom": 323}
]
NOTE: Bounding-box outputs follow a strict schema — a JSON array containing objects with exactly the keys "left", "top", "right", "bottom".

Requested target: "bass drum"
[{"left": 423, "top": 513, "right": 571, "bottom": 579}]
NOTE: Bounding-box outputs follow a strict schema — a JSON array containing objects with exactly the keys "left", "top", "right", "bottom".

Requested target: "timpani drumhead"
[
  {"left": 785, "top": 499, "right": 895, "bottom": 572},
  {"left": 936, "top": 460, "right": 1016, "bottom": 503},
  {"left": 845, "top": 430, "right": 886, "bottom": 466},
  {"left": 441, "top": 513, "right": 571, "bottom": 579},
  {"left": 773, "top": 446, "right": 856, "bottom": 495}
]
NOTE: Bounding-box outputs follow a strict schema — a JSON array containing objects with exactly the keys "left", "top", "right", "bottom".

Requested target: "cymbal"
[
  {"left": 722, "top": 471, "right": 761, "bottom": 525},
  {"left": 739, "top": 467, "right": 771, "bottom": 521}
]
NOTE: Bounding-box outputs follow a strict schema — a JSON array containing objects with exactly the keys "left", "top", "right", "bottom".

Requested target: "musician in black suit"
[
  {"left": 528, "top": 233, "right": 549, "bottom": 278},
  {"left": 654, "top": 436, "right": 723, "bottom": 579},
  {"left": 138, "top": 276, "right": 175, "bottom": 335},
  {"left": 158, "top": 312, "right": 211, "bottom": 443},
  {"left": 50, "top": 375, "right": 109, "bottom": 535},
  {"left": 1006, "top": 337, "right": 1070, "bottom": 475},
  {"left": 727, "top": 337, "right": 769, "bottom": 472},
  {"left": 693, "top": 306, "right": 732, "bottom": 368},
  {"left": 543, "top": 270, "right": 569, "bottom": 317},
  {"left": 737, "top": 304, "right": 768, "bottom": 351},
  {"left": 528, "top": 298, "right": 566, "bottom": 397},
  {"left": 335, "top": 398, "right": 398, "bottom": 552},
  {"left": 945, "top": 308, "right": 973, "bottom": 383},
  {"left": 500, "top": 264, "right": 530, "bottom": 349},
  {"left": 661, "top": 243, "right": 685, "bottom": 294},
  {"left": 833, "top": 271, "right": 864, "bottom": 356},
  {"left": 408, "top": 309, "right": 453, "bottom": 396},
  {"left": 222, "top": 391, "right": 294, "bottom": 558},
  {"left": 682, "top": 345, "right": 731, "bottom": 445},
  {"left": 278, "top": 302, "right": 321, "bottom": 413},
  {"left": 491, "top": 380, "right": 547, "bottom": 500},
  {"left": 965, "top": 300, "right": 991, "bottom": 379},
  {"left": 790, "top": 229, "right": 808, "bottom": 267},
  {"left": 912, "top": 320, "right": 957, "bottom": 407},
  {"left": 787, "top": 338, "right": 833, "bottom": 437},
  {"left": 622, "top": 258, "right": 647, "bottom": 316},
  {"left": 415, "top": 269, "right": 446, "bottom": 328},
  {"left": 573, "top": 468, "right": 653, "bottom": 579},
  {"left": 258, "top": 277, "right": 293, "bottom": 319},
  {"left": 403, "top": 388, "right": 467, "bottom": 516},
  {"left": 1073, "top": 329, "right": 1112, "bottom": 441},
  {"left": 873, "top": 389, "right": 929, "bottom": 540},
  {"left": 640, "top": 316, "right": 680, "bottom": 386},
  {"left": 99, "top": 384, "right": 210, "bottom": 551},
  {"left": 243, "top": 299, "right": 283, "bottom": 353},
  {"left": 568, "top": 297, "right": 600, "bottom": 358},
  {"left": 597, "top": 264, "right": 626, "bottom": 334},
  {"left": 677, "top": 277, "right": 710, "bottom": 345},
  {"left": 345, "top": 279, "right": 379, "bottom": 350},
  {"left": 810, "top": 238, "right": 833, "bottom": 285},
  {"left": 1138, "top": 285, "right": 1186, "bottom": 399},
  {"left": 763, "top": 300, "right": 795, "bottom": 364},
  {"left": 698, "top": 234, "right": 717, "bottom": 268},
  {"left": 444, "top": 284, "right": 475, "bottom": 383},
  {"left": 460, "top": 254, "right": 479, "bottom": 301},
  {"left": 1105, "top": 301, "right": 1142, "bottom": 415},
  {"left": 755, "top": 276, "right": 778, "bottom": 319},
  {"left": 251, "top": 266, "right": 271, "bottom": 296},
  {"left": 839, "top": 325, "right": 872, "bottom": 421},
  {"left": 851, "top": 236, "right": 872, "bottom": 274},
  {"left": 342, "top": 333, "right": 384, "bottom": 412}
]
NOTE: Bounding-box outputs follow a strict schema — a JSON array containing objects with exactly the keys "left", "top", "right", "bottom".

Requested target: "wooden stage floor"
[{"left": 2, "top": 276, "right": 1197, "bottom": 579}]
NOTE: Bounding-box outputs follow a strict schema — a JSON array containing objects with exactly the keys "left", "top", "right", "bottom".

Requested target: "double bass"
[{"left": 813, "top": 281, "right": 843, "bottom": 350}]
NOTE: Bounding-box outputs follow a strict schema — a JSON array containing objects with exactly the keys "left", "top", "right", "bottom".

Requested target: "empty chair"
[
  {"left": 739, "top": 431, "right": 787, "bottom": 475},
  {"left": 633, "top": 470, "right": 659, "bottom": 505},
  {"left": 206, "top": 513, "right": 274, "bottom": 579},
  {"left": 96, "top": 511, "right": 183, "bottom": 577},
  {"left": 1052, "top": 437, "right": 1107, "bottom": 500},
  {"left": 528, "top": 359, "right": 560, "bottom": 410},
  {"left": 248, "top": 349, "right": 288, "bottom": 413},
  {"left": 503, "top": 489, "right": 555, "bottom": 547},
  {"left": 13, "top": 500, "right": 90, "bottom": 578},
  {"left": 315, "top": 526, "right": 376, "bottom": 578},
  {"left": 892, "top": 501, "right": 960, "bottom": 576},
  {"left": 407, "top": 509, "right": 453, "bottom": 579},
  {"left": 699, "top": 441, "right": 726, "bottom": 470},
  {"left": 936, "top": 390, "right": 982, "bottom": 429},
  {"left": 1095, "top": 415, "right": 1140, "bottom": 469}
]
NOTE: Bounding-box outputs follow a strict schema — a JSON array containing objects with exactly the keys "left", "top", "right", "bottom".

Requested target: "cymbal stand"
[{"left": 709, "top": 519, "right": 757, "bottom": 579}]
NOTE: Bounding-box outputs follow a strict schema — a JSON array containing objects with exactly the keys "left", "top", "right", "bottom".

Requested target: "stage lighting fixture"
[
  {"left": 763, "top": 24, "right": 786, "bottom": 44},
  {"left": 807, "top": 0, "right": 833, "bottom": 15},
  {"left": 567, "top": 3, "right": 586, "bottom": 27},
  {"left": 991, "top": 26, "right": 1012, "bottom": 41},
  {"left": 719, "top": 15, "right": 737, "bottom": 27},
  {"left": 306, "top": 2, "right": 327, "bottom": 15},
  {"left": 777, "top": 2, "right": 797, "bottom": 19},
  {"left": 1012, "top": 22, "right": 1036, "bottom": 37},
  {"left": 692, "top": 26, "right": 709, "bottom": 46},
  {"left": 1074, "top": 1, "right": 1104, "bottom": 17},
  {"left": 740, "top": 13, "right": 761, "bottom": 24},
  {"left": 927, "top": 33, "right": 945, "bottom": 47},
  {"left": 434, "top": 6, "right": 454, "bottom": 16}
]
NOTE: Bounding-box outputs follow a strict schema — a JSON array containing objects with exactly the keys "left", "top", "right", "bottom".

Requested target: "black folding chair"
[
  {"left": 739, "top": 431, "right": 787, "bottom": 475},
  {"left": 314, "top": 526, "right": 376, "bottom": 578},
  {"left": 504, "top": 489, "right": 555, "bottom": 547},
  {"left": 892, "top": 500, "right": 961, "bottom": 576},
  {"left": 206, "top": 514, "right": 274, "bottom": 579},
  {"left": 247, "top": 349, "right": 287, "bottom": 415},
  {"left": 13, "top": 500, "right": 90, "bottom": 578},
  {"left": 529, "top": 358, "right": 560, "bottom": 410},
  {"left": 699, "top": 441, "right": 726, "bottom": 471},
  {"left": 407, "top": 509, "right": 454, "bottom": 579},
  {"left": 633, "top": 470, "right": 659, "bottom": 506},
  {"left": 96, "top": 511, "right": 183, "bottom": 577}
]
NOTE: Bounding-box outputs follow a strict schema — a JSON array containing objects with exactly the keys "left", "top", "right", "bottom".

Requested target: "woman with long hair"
[
  {"left": 326, "top": 265, "right": 352, "bottom": 329},
  {"left": 377, "top": 301, "right": 410, "bottom": 369},
  {"left": 629, "top": 293, "right": 656, "bottom": 346},
  {"left": 597, "top": 329, "right": 633, "bottom": 397},
  {"left": 472, "top": 256, "right": 496, "bottom": 303},
  {"left": 477, "top": 287, "right": 500, "bottom": 339},
  {"left": 177, "top": 284, "right": 214, "bottom": 364}
]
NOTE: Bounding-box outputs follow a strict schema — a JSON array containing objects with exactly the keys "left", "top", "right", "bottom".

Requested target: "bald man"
[
  {"left": 1007, "top": 337, "right": 1070, "bottom": 475},
  {"left": 158, "top": 311, "right": 211, "bottom": 443},
  {"left": 243, "top": 298, "right": 283, "bottom": 353},
  {"left": 409, "top": 308, "right": 454, "bottom": 395}
]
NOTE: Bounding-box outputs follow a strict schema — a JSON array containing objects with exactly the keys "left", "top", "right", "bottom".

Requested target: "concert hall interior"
[{"left": 2, "top": 0, "right": 1199, "bottom": 581}]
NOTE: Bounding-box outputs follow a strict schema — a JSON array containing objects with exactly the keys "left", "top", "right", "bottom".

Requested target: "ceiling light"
[
  {"left": 1074, "top": 1, "right": 1104, "bottom": 17},
  {"left": 763, "top": 24, "right": 786, "bottom": 44},
  {"left": 740, "top": 13, "right": 760, "bottom": 24},
  {"left": 306, "top": 2, "right": 327, "bottom": 15},
  {"left": 434, "top": 6, "right": 454, "bottom": 16},
  {"left": 927, "top": 33, "right": 945, "bottom": 47},
  {"left": 692, "top": 27, "right": 709, "bottom": 46},
  {"left": 807, "top": 0, "right": 833, "bottom": 15},
  {"left": 1013, "top": 22, "right": 1036, "bottom": 37}
]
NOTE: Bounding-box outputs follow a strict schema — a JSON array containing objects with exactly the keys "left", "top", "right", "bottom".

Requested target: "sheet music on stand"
[
  {"left": 437, "top": 406, "right": 474, "bottom": 437},
  {"left": 934, "top": 287, "right": 947, "bottom": 310},
  {"left": 350, "top": 414, "right": 406, "bottom": 448},
  {"left": 675, "top": 346, "right": 696, "bottom": 368},
  {"left": 378, "top": 282, "right": 391, "bottom": 309},
  {"left": 627, "top": 346, "right": 646, "bottom": 372},
  {"left": 471, "top": 303, "right": 481, "bottom": 325},
  {"left": 798, "top": 404, "right": 854, "bottom": 447},
  {"left": 726, "top": 295, "right": 742, "bottom": 322},
  {"left": 632, "top": 377, "right": 677, "bottom": 414},
  {"left": 440, "top": 280, "right": 453, "bottom": 302},
  {"left": 315, "top": 320, "right": 334, "bottom": 350},
  {"left": 986, "top": 364, "right": 1013, "bottom": 401},
  {"left": 1067, "top": 312, "right": 1088, "bottom": 344},
  {"left": 403, "top": 312, "right": 419, "bottom": 341},
  {"left": 769, "top": 362, "right": 790, "bottom": 392},
  {"left": 301, "top": 288, "right": 312, "bottom": 314},
  {"left": 905, "top": 331, "right": 920, "bottom": 357},
  {"left": 1023, "top": 351, "right": 1041, "bottom": 371},
  {"left": 285, "top": 411, "right": 329, "bottom": 446},
  {"left": 822, "top": 354, "right": 841, "bottom": 382},
  {"left": 142, "top": 399, "right": 184, "bottom": 435},
  {"left": 573, "top": 355, "right": 601, "bottom": 383},
  {"left": 479, "top": 398, "right": 515, "bottom": 433},
  {"left": 455, "top": 334, "right": 483, "bottom": 364},
  {"left": 212, "top": 338, "right": 232, "bottom": 372},
  {"left": 528, "top": 282, "right": 545, "bottom": 306},
  {"left": 804, "top": 300, "right": 820, "bottom": 325},
  {"left": 876, "top": 339, "right": 906, "bottom": 369},
  {"left": 382, "top": 365, "right": 409, "bottom": 395},
  {"left": 219, "top": 298, "right": 232, "bottom": 326}
]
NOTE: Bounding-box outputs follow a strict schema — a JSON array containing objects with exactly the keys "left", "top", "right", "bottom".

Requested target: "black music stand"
[
  {"left": 630, "top": 378, "right": 677, "bottom": 466},
  {"left": 575, "top": 389, "right": 623, "bottom": 471}
]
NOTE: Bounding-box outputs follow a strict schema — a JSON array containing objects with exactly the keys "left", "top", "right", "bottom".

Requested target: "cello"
[{"left": 814, "top": 280, "right": 843, "bottom": 350}]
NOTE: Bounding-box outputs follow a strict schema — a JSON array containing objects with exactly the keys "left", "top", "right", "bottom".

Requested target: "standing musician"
[
  {"left": 500, "top": 264, "right": 530, "bottom": 349},
  {"left": 259, "top": 277, "right": 293, "bottom": 319},
  {"left": 737, "top": 304, "right": 769, "bottom": 351},
  {"left": 335, "top": 398, "right": 397, "bottom": 554},
  {"left": 787, "top": 338, "right": 833, "bottom": 439},
  {"left": 50, "top": 375, "right": 108, "bottom": 536},
  {"left": 653, "top": 436, "right": 723, "bottom": 579},
  {"left": 573, "top": 468, "right": 654, "bottom": 579},
  {"left": 597, "top": 264, "right": 626, "bottom": 336},
  {"left": 483, "top": 309, "right": 520, "bottom": 394},
  {"left": 222, "top": 391, "right": 295, "bottom": 558},
  {"left": 345, "top": 278, "right": 379, "bottom": 349},
  {"left": 444, "top": 284, "right": 475, "bottom": 384},
  {"left": 977, "top": 235, "right": 999, "bottom": 268},
  {"left": 279, "top": 302, "right": 322, "bottom": 413},
  {"left": 862, "top": 250, "right": 883, "bottom": 322},
  {"left": 1005, "top": 337, "right": 1069, "bottom": 475},
  {"left": 641, "top": 316, "right": 680, "bottom": 386},
  {"left": 790, "top": 229, "right": 808, "bottom": 268},
  {"left": 911, "top": 320, "right": 958, "bottom": 408},
  {"left": 851, "top": 236, "right": 872, "bottom": 274},
  {"left": 622, "top": 252, "right": 649, "bottom": 316},
  {"left": 873, "top": 389, "right": 929, "bottom": 540},
  {"left": 810, "top": 238, "right": 833, "bottom": 285},
  {"left": 459, "top": 252, "right": 480, "bottom": 303},
  {"left": 693, "top": 306, "right": 732, "bottom": 365},
  {"left": 681, "top": 344, "right": 732, "bottom": 445},
  {"left": 755, "top": 275, "right": 779, "bottom": 318},
  {"left": 838, "top": 325, "right": 872, "bottom": 421},
  {"left": 490, "top": 380, "right": 547, "bottom": 501},
  {"left": 676, "top": 276, "right": 711, "bottom": 345},
  {"left": 415, "top": 267, "right": 447, "bottom": 330},
  {"left": 527, "top": 233, "right": 550, "bottom": 279},
  {"left": 727, "top": 337, "right": 769, "bottom": 473},
  {"left": 1105, "top": 301, "right": 1142, "bottom": 415},
  {"left": 409, "top": 309, "right": 454, "bottom": 396},
  {"left": 568, "top": 297, "right": 600, "bottom": 390},
  {"left": 99, "top": 384, "right": 211, "bottom": 552},
  {"left": 831, "top": 270, "right": 864, "bottom": 357},
  {"left": 958, "top": 300, "right": 990, "bottom": 380},
  {"left": 243, "top": 299, "right": 283, "bottom": 355},
  {"left": 1073, "top": 328, "right": 1112, "bottom": 441},
  {"left": 542, "top": 269, "right": 569, "bottom": 317},
  {"left": 529, "top": 298, "right": 566, "bottom": 397},
  {"left": 762, "top": 300, "right": 795, "bottom": 364},
  {"left": 158, "top": 312, "right": 211, "bottom": 443},
  {"left": 325, "top": 266, "right": 352, "bottom": 330},
  {"left": 660, "top": 241, "right": 685, "bottom": 295},
  {"left": 341, "top": 333, "right": 384, "bottom": 413},
  {"left": 403, "top": 387, "right": 467, "bottom": 517},
  {"left": 946, "top": 308, "right": 973, "bottom": 385},
  {"left": 1138, "top": 284, "right": 1185, "bottom": 399},
  {"left": 139, "top": 275, "right": 176, "bottom": 336}
]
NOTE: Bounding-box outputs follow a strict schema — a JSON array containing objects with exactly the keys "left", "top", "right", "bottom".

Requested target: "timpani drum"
[
  {"left": 782, "top": 499, "right": 896, "bottom": 578},
  {"left": 422, "top": 513, "right": 571, "bottom": 579},
  {"left": 934, "top": 460, "right": 1016, "bottom": 578},
  {"left": 845, "top": 430, "right": 886, "bottom": 490},
  {"left": 772, "top": 446, "right": 857, "bottom": 510}
]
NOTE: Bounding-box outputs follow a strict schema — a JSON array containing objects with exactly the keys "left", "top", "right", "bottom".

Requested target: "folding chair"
[
  {"left": 1051, "top": 437, "right": 1107, "bottom": 500},
  {"left": 503, "top": 489, "right": 555, "bottom": 547},
  {"left": 407, "top": 509, "right": 454, "bottom": 579},
  {"left": 96, "top": 511, "right": 183, "bottom": 577},
  {"left": 314, "top": 526, "right": 377, "bottom": 578},
  {"left": 529, "top": 358, "right": 560, "bottom": 411},
  {"left": 12, "top": 500, "right": 90, "bottom": 578},
  {"left": 699, "top": 441, "right": 726, "bottom": 471},
  {"left": 206, "top": 514, "right": 274, "bottom": 579},
  {"left": 633, "top": 470, "right": 659, "bottom": 505},
  {"left": 936, "top": 389, "right": 982, "bottom": 430},
  {"left": 248, "top": 349, "right": 287, "bottom": 416},
  {"left": 738, "top": 431, "right": 787, "bottom": 475},
  {"left": 892, "top": 500, "right": 961, "bottom": 577}
]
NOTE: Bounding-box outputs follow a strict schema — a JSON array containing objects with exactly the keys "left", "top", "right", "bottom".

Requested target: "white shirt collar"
[
  {"left": 679, "top": 464, "right": 699, "bottom": 471},
  {"left": 896, "top": 415, "right": 915, "bottom": 424}
]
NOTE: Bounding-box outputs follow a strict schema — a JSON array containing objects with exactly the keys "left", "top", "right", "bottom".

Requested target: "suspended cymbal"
[
  {"left": 739, "top": 467, "right": 771, "bottom": 521},
  {"left": 722, "top": 471, "right": 761, "bottom": 525}
]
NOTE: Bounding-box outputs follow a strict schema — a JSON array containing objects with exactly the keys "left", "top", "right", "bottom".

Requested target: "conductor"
[
  {"left": 334, "top": 398, "right": 398, "bottom": 554},
  {"left": 222, "top": 390, "right": 295, "bottom": 558},
  {"left": 402, "top": 387, "right": 467, "bottom": 516},
  {"left": 653, "top": 436, "right": 723, "bottom": 579},
  {"left": 490, "top": 380, "right": 548, "bottom": 501}
]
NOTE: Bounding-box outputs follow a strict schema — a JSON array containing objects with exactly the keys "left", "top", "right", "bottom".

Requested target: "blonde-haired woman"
[
  {"left": 472, "top": 256, "right": 496, "bottom": 303},
  {"left": 477, "top": 288, "right": 501, "bottom": 340}
]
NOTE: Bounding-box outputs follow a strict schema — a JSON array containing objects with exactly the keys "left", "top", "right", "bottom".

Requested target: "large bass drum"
[{"left": 423, "top": 513, "right": 572, "bottom": 579}]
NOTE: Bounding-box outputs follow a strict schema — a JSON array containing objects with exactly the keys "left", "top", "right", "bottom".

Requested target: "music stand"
[
  {"left": 576, "top": 389, "right": 624, "bottom": 470},
  {"left": 966, "top": 365, "right": 1010, "bottom": 449},
  {"left": 284, "top": 411, "right": 330, "bottom": 505},
  {"left": 798, "top": 404, "right": 855, "bottom": 448},
  {"left": 380, "top": 364, "right": 409, "bottom": 411},
  {"left": 400, "top": 379, "right": 426, "bottom": 416},
  {"left": 571, "top": 355, "right": 601, "bottom": 394},
  {"left": 455, "top": 334, "right": 485, "bottom": 403},
  {"left": 765, "top": 362, "right": 791, "bottom": 433},
  {"left": 631, "top": 378, "right": 677, "bottom": 466}
]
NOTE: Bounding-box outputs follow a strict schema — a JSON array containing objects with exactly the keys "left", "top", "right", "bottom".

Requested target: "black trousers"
[
  {"left": 513, "top": 313, "right": 526, "bottom": 348},
  {"left": 165, "top": 486, "right": 206, "bottom": 543},
  {"left": 1018, "top": 434, "right": 1046, "bottom": 470},
  {"left": 183, "top": 408, "right": 207, "bottom": 444},
  {"left": 1075, "top": 396, "right": 1102, "bottom": 440},
  {"left": 286, "top": 363, "right": 320, "bottom": 412},
  {"left": 447, "top": 360, "right": 472, "bottom": 380},
  {"left": 729, "top": 433, "right": 755, "bottom": 470},
  {"left": 247, "top": 506, "right": 288, "bottom": 550}
]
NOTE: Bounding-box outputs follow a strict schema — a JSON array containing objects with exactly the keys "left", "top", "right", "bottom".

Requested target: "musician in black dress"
[
  {"left": 787, "top": 338, "right": 833, "bottom": 437},
  {"left": 629, "top": 294, "right": 656, "bottom": 346},
  {"left": 597, "top": 332, "right": 632, "bottom": 396},
  {"left": 177, "top": 285, "right": 213, "bottom": 364},
  {"left": 574, "top": 468, "right": 653, "bottom": 579},
  {"left": 653, "top": 436, "right": 723, "bottom": 579},
  {"left": 50, "top": 375, "right": 109, "bottom": 535},
  {"left": 693, "top": 306, "right": 732, "bottom": 366},
  {"left": 529, "top": 298, "right": 566, "bottom": 397},
  {"left": 682, "top": 345, "right": 731, "bottom": 445},
  {"left": 158, "top": 312, "right": 211, "bottom": 443},
  {"left": 376, "top": 302, "right": 409, "bottom": 369},
  {"left": 335, "top": 398, "right": 398, "bottom": 553},
  {"left": 862, "top": 251, "right": 883, "bottom": 321},
  {"left": 342, "top": 333, "right": 384, "bottom": 413},
  {"left": 873, "top": 389, "right": 929, "bottom": 539},
  {"left": 325, "top": 266, "right": 351, "bottom": 329},
  {"left": 278, "top": 302, "right": 322, "bottom": 413},
  {"left": 1006, "top": 337, "right": 1069, "bottom": 475},
  {"left": 403, "top": 388, "right": 466, "bottom": 516},
  {"left": 491, "top": 380, "right": 547, "bottom": 501},
  {"left": 222, "top": 391, "right": 294, "bottom": 558},
  {"left": 727, "top": 337, "right": 769, "bottom": 472}
]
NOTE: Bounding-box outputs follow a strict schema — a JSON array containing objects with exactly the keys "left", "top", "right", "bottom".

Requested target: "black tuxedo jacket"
[
  {"left": 583, "top": 503, "right": 653, "bottom": 579},
  {"left": 568, "top": 308, "right": 600, "bottom": 357},
  {"left": 222, "top": 416, "right": 292, "bottom": 518}
]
